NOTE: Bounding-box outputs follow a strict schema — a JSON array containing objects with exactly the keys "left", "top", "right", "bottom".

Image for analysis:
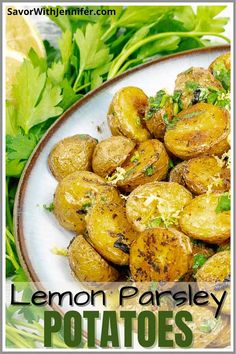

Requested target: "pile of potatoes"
[{"left": 48, "top": 53, "right": 231, "bottom": 288}]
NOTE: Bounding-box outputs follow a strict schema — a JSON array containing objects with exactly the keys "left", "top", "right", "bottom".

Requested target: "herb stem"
[
  {"left": 6, "top": 229, "right": 20, "bottom": 270},
  {"left": 108, "top": 31, "right": 230, "bottom": 79}
]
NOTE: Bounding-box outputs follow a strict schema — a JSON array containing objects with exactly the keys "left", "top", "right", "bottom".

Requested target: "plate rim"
[{"left": 14, "top": 45, "right": 230, "bottom": 289}]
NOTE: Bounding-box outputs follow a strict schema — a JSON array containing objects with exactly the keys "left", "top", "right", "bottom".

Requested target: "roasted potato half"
[
  {"left": 182, "top": 156, "right": 230, "bottom": 195},
  {"left": 144, "top": 90, "right": 174, "bottom": 139},
  {"left": 130, "top": 228, "right": 192, "bottom": 282},
  {"left": 174, "top": 305, "right": 226, "bottom": 348},
  {"left": 92, "top": 136, "right": 135, "bottom": 177},
  {"left": 179, "top": 193, "right": 230, "bottom": 244},
  {"left": 209, "top": 52, "right": 230, "bottom": 91},
  {"left": 174, "top": 67, "right": 223, "bottom": 109},
  {"left": 164, "top": 103, "right": 230, "bottom": 159},
  {"left": 126, "top": 181, "right": 192, "bottom": 232},
  {"left": 195, "top": 251, "right": 230, "bottom": 283},
  {"left": 107, "top": 86, "right": 151, "bottom": 143},
  {"left": 169, "top": 161, "right": 188, "bottom": 185},
  {"left": 108, "top": 139, "right": 169, "bottom": 192},
  {"left": 195, "top": 251, "right": 230, "bottom": 316},
  {"left": 68, "top": 235, "right": 119, "bottom": 282},
  {"left": 86, "top": 194, "right": 138, "bottom": 266},
  {"left": 48, "top": 134, "right": 97, "bottom": 181},
  {"left": 54, "top": 171, "right": 118, "bottom": 233}
]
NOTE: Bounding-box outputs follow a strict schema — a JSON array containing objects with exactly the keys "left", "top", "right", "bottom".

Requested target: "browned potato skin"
[
  {"left": 54, "top": 171, "right": 117, "bottom": 233},
  {"left": 169, "top": 161, "right": 188, "bottom": 185},
  {"left": 68, "top": 235, "right": 119, "bottom": 282},
  {"left": 86, "top": 194, "right": 138, "bottom": 266},
  {"left": 196, "top": 251, "right": 230, "bottom": 282},
  {"left": 192, "top": 242, "right": 214, "bottom": 259},
  {"left": 209, "top": 52, "right": 230, "bottom": 72},
  {"left": 114, "top": 139, "right": 169, "bottom": 192},
  {"left": 126, "top": 181, "right": 192, "bottom": 232},
  {"left": 174, "top": 305, "right": 226, "bottom": 348},
  {"left": 174, "top": 67, "right": 223, "bottom": 109},
  {"left": 182, "top": 156, "right": 230, "bottom": 195},
  {"left": 164, "top": 103, "right": 230, "bottom": 160},
  {"left": 179, "top": 194, "right": 230, "bottom": 244},
  {"left": 130, "top": 228, "right": 192, "bottom": 282},
  {"left": 92, "top": 136, "right": 135, "bottom": 178},
  {"left": 107, "top": 86, "right": 151, "bottom": 143},
  {"left": 48, "top": 134, "right": 97, "bottom": 181},
  {"left": 145, "top": 96, "right": 173, "bottom": 139}
]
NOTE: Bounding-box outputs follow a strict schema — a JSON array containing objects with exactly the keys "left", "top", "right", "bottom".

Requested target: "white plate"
[{"left": 14, "top": 46, "right": 229, "bottom": 348}]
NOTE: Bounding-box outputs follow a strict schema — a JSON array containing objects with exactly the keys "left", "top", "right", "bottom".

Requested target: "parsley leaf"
[
  {"left": 163, "top": 114, "right": 180, "bottom": 129},
  {"left": 6, "top": 135, "right": 36, "bottom": 161},
  {"left": 12, "top": 60, "right": 63, "bottom": 133},
  {"left": 144, "top": 165, "right": 155, "bottom": 176},
  {"left": 43, "top": 203, "right": 54, "bottom": 212},
  {"left": 193, "top": 253, "right": 208, "bottom": 272},
  {"left": 215, "top": 193, "right": 231, "bottom": 213}
]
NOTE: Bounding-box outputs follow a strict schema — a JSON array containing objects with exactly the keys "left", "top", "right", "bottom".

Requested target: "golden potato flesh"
[
  {"left": 108, "top": 139, "right": 169, "bottom": 192},
  {"left": 130, "top": 228, "right": 192, "bottom": 282},
  {"left": 182, "top": 156, "right": 230, "bottom": 195},
  {"left": 164, "top": 103, "right": 230, "bottom": 159},
  {"left": 68, "top": 235, "right": 119, "bottom": 282},
  {"left": 107, "top": 86, "right": 151, "bottom": 143},
  {"left": 179, "top": 194, "right": 230, "bottom": 244},
  {"left": 48, "top": 134, "right": 97, "bottom": 181},
  {"left": 209, "top": 52, "right": 230, "bottom": 91},
  {"left": 174, "top": 67, "right": 223, "bottom": 109},
  {"left": 54, "top": 171, "right": 117, "bottom": 234},
  {"left": 92, "top": 136, "right": 135, "bottom": 178},
  {"left": 169, "top": 161, "right": 188, "bottom": 185},
  {"left": 86, "top": 194, "right": 138, "bottom": 266},
  {"left": 174, "top": 305, "right": 226, "bottom": 348},
  {"left": 195, "top": 251, "right": 230, "bottom": 283},
  {"left": 126, "top": 182, "right": 192, "bottom": 232},
  {"left": 144, "top": 90, "right": 174, "bottom": 139}
]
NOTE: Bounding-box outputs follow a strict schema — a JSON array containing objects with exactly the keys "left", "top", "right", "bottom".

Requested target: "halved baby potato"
[
  {"left": 54, "top": 171, "right": 118, "bottom": 234},
  {"left": 126, "top": 181, "right": 192, "bottom": 232},
  {"left": 48, "top": 134, "right": 97, "bottom": 181},
  {"left": 164, "top": 103, "right": 230, "bottom": 159},
  {"left": 86, "top": 194, "right": 138, "bottom": 266},
  {"left": 209, "top": 52, "right": 230, "bottom": 91},
  {"left": 196, "top": 251, "right": 231, "bottom": 315},
  {"left": 195, "top": 251, "right": 230, "bottom": 283},
  {"left": 174, "top": 67, "right": 223, "bottom": 109},
  {"left": 92, "top": 136, "right": 135, "bottom": 177},
  {"left": 107, "top": 86, "right": 151, "bottom": 142},
  {"left": 130, "top": 228, "right": 192, "bottom": 282},
  {"left": 144, "top": 90, "right": 174, "bottom": 139},
  {"left": 108, "top": 139, "right": 169, "bottom": 192},
  {"left": 68, "top": 235, "right": 119, "bottom": 282},
  {"left": 179, "top": 193, "right": 230, "bottom": 244},
  {"left": 182, "top": 156, "right": 230, "bottom": 195},
  {"left": 169, "top": 161, "right": 188, "bottom": 185}
]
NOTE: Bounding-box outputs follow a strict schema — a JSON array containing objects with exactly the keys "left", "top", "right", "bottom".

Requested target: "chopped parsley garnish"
[
  {"left": 212, "top": 62, "right": 230, "bottom": 91},
  {"left": 163, "top": 114, "right": 180, "bottom": 129},
  {"left": 215, "top": 193, "right": 230, "bottom": 214},
  {"left": 43, "top": 202, "right": 54, "bottom": 212},
  {"left": 77, "top": 202, "right": 92, "bottom": 214},
  {"left": 172, "top": 90, "right": 183, "bottom": 113},
  {"left": 199, "top": 318, "right": 221, "bottom": 333},
  {"left": 130, "top": 151, "right": 140, "bottom": 163},
  {"left": 193, "top": 253, "right": 208, "bottom": 272},
  {"left": 144, "top": 165, "right": 155, "bottom": 176},
  {"left": 145, "top": 90, "right": 168, "bottom": 120},
  {"left": 169, "top": 159, "right": 175, "bottom": 169},
  {"left": 185, "top": 81, "right": 199, "bottom": 91}
]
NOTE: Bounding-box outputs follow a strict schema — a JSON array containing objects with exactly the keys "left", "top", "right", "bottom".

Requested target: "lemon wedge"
[
  {"left": 6, "top": 5, "right": 45, "bottom": 57},
  {"left": 5, "top": 49, "right": 25, "bottom": 100}
]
